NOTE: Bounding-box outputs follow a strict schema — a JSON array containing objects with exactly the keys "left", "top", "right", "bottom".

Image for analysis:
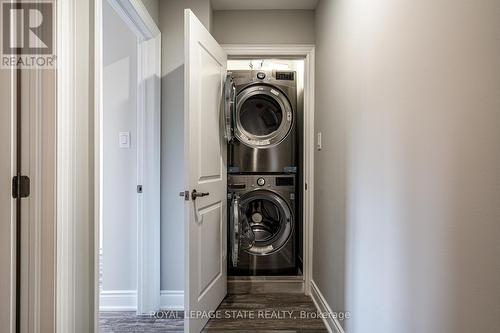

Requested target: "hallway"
[{"left": 4, "top": 0, "right": 499, "bottom": 332}]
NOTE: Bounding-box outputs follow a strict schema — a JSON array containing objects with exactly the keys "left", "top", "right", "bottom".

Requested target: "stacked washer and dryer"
[{"left": 224, "top": 69, "right": 300, "bottom": 276}]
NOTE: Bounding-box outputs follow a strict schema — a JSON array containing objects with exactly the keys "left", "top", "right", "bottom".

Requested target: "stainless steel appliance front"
[
  {"left": 228, "top": 174, "right": 297, "bottom": 275},
  {"left": 225, "top": 70, "right": 297, "bottom": 173}
]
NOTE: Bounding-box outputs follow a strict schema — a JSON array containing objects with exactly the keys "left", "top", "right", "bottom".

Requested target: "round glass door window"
[
  {"left": 235, "top": 85, "right": 293, "bottom": 148},
  {"left": 239, "top": 191, "right": 293, "bottom": 256}
]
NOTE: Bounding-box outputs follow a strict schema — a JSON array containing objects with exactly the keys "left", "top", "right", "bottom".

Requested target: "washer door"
[
  {"left": 235, "top": 85, "right": 293, "bottom": 148},
  {"left": 240, "top": 190, "right": 293, "bottom": 256},
  {"left": 230, "top": 194, "right": 255, "bottom": 267}
]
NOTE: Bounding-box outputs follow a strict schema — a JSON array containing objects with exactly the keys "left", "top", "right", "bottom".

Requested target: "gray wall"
[
  {"left": 159, "top": 0, "right": 212, "bottom": 292},
  {"left": 212, "top": 10, "right": 315, "bottom": 44},
  {"left": 314, "top": 0, "right": 500, "bottom": 332},
  {"left": 102, "top": 0, "right": 138, "bottom": 291},
  {"left": 140, "top": 0, "right": 159, "bottom": 26}
]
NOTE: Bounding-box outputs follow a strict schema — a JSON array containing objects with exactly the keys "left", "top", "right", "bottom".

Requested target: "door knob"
[{"left": 191, "top": 189, "right": 209, "bottom": 200}]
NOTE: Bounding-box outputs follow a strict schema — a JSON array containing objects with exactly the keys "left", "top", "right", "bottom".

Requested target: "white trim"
[
  {"left": 56, "top": 0, "right": 78, "bottom": 331},
  {"left": 222, "top": 44, "right": 315, "bottom": 295},
  {"left": 160, "top": 290, "right": 185, "bottom": 311},
  {"left": 57, "top": 0, "right": 96, "bottom": 331},
  {"left": 57, "top": 0, "right": 95, "bottom": 330},
  {"left": 0, "top": 62, "right": 16, "bottom": 333},
  {"left": 99, "top": 290, "right": 185, "bottom": 312},
  {"left": 96, "top": 0, "right": 162, "bottom": 318},
  {"left": 106, "top": 0, "right": 160, "bottom": 40},
  {"left": 99, "top": 290, "right": 137, "bottom": 312},
  {"left": 310, "top": 280, "right": 345, "bottom": 333},
  {"left": 222, "top": 44, "right": 315, "bottom": 58},
  {"left": 94, "top": 1, "right": 103, "bottom": 331},
  {"left": 135, "top": 32, "right": 162, "bottom": 316}
]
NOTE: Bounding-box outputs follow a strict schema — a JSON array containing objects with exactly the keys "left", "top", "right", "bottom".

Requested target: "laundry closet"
[{"left": 224, "top": 59, "right": 306, "bottom": 281}]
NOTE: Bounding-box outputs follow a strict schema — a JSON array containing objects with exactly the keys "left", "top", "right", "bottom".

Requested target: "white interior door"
[{"left": 184, "top": 9, "right": 228, "bottom": 333}]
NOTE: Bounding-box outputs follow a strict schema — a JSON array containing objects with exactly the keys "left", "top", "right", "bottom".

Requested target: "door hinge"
[
  {"left": 12, "top": 175, "right": 30, "bottom": 199},
  {"left": 137, "top": 185, "right": 143, "bottom": 193}
]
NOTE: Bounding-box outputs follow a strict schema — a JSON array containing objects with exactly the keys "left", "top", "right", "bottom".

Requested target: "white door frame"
[
  {"left": 0, "top": 66, "right": 16, "bottom": 333},
  {"left": 96, "top": 0, "right": 161, "bottom": 316},
  {"left": 56, "top": 0, "right": 161, "bottom": 331},
  {"left": 56, "top": 0, "right": 92, "bottom": 331},
  {"left": 222, "top": 44, "right": 315, "bottom": 295}
]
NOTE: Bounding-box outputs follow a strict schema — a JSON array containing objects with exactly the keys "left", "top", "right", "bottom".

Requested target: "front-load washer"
[
  {"left": 224, "top": 70, "right": 297, "bottom": 174},
  {"left": 228, "top": 174, "right": 297, "bottom": 275}
]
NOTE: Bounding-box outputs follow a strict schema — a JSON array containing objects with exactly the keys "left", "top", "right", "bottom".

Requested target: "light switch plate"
[
  {"left": 119, "top": 132, "right": 130, "bottom": 148},
  {"left": 317, "top": 132, "right": 322, "bottom": 150}
]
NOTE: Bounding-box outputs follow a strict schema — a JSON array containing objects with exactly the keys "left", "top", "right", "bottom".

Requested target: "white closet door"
[{"left": 183, "top": 9, "right": 228, "bottom": 333}]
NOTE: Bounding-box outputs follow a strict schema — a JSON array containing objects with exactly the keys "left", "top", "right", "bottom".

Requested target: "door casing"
[
  {"left": 0, "top": 56, "right": 16, "bottom": 333},
  {"left": 57, "top": 0, "right": 161, "bottom": 331},
  {"left": 95, "top": 0, "right": 162, "bottom": 317},
  {"left": 103, "top": 0, "right": 162, "bottom": 316}
]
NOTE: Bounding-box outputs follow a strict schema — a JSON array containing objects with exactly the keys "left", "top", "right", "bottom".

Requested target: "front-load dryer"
[
  {"left": 228, "top": 174, "right": 297, "bottom": 275},
  {"left": 224, "top": 70, "right": 297, "bottom": 174}
]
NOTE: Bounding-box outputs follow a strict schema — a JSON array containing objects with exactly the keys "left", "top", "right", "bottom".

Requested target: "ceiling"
[{"left": 211, "top": 0, "right": 319, "bottom": 11}]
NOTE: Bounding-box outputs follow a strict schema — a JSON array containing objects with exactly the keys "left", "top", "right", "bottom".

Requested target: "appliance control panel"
[{"left": 228, "top": 175, "right": 295, "bottom": 191}]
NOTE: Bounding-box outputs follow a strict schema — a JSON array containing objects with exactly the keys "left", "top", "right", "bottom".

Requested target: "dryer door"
[
  {"left": 235, "top": 85, "right": 293, "bottom": 148},
  {"left": 223, "top": 73, "right": 236, "bottom": 143}
]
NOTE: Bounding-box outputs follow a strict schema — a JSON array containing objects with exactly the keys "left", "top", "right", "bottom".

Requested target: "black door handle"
[{"left": 191, "top": 189, "right": 209, "bottom": 200}]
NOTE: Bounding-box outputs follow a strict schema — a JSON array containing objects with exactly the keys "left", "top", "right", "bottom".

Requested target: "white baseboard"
[
  {"left": 100, "top": 290, "right": 184, "bottom": 312},
  {"left": 100, "top": 290, "right": 137, "bottom": 311},
  {"left": 160, "top": 290, "right": 184, "bottom": 310},
  {"left": 310, "top": 280, "right": 345, "bottom": 333}
]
